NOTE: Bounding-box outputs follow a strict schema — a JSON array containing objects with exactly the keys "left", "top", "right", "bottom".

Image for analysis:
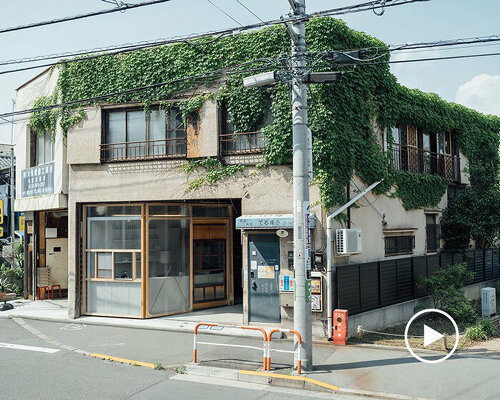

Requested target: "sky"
[{"left": 0, "top": 0, "right": 499, "bottom": 144}]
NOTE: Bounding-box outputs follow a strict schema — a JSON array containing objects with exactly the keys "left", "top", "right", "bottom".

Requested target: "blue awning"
[{"left": 235, "top": 214, "right": 316, "bottom": 230}]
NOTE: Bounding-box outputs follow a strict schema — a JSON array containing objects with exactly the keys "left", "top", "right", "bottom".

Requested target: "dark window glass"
[
  {"left": 192, "top": 206, "right": 229, "bottom": 218},
  {"left": 34, "top": 130, "right": 54, "bottom": 166},
  {"left": 384, "top": 235, "right": 414, "bottom": 256},
  {"left": 426, "top": 215, "right": 439, "bottom": 253}
]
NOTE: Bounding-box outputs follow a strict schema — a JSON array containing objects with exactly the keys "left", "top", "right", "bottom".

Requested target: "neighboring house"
[
  {"left": 0, "top": 144, "right": 15, "bottom": 247},
  {"left": 14, "top": 18, "right": 499, "bottom": 337}
]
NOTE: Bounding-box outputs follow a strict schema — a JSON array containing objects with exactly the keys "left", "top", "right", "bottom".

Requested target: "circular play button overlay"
[{"left": 404, "top": 308, "right": 459, "bottom": 364}]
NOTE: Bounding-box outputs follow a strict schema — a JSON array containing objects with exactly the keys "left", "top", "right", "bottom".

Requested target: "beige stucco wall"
[{"left": 14, "top": 68, "right": 69, "bottom": 212}]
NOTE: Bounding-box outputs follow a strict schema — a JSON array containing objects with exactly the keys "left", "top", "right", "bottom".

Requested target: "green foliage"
[
  {"left": 28, "top": 18, "right": 500, "bottom": 233},
  {"left": 465, "top": 319, "right": 499, "bottom": 341},
  {"left": 420, "top": 263, "right": 477, "bottom": 324},
  {"left": 391, "top": 171, "right": 449, "bottom": 210},
  {"left": 179, "top": 158, "right": 245, "bottom": 191},
  {"left": 0, "top": 264, "right": 22, "bottom": 295}
]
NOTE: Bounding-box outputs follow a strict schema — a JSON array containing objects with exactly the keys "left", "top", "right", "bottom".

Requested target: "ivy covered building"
[{"left": 14, "top": 18, "right": 500, "bottom": 336}]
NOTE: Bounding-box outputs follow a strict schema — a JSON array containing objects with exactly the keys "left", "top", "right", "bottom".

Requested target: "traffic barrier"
[
  {"left": 193, "top": 323, "right": 270, "bottom": 370},
  {"left": 268, "top": 328, "right": 302, "bottom": 374}
]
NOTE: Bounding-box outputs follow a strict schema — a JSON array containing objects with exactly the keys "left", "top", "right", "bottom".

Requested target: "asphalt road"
[{"left": 0, "top": 318, "right": 364, "bottom": 400}]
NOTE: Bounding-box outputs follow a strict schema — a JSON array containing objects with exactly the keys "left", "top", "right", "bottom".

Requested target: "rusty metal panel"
[{"left": 187, "top": 121, "right": 200, "bottom": 158}]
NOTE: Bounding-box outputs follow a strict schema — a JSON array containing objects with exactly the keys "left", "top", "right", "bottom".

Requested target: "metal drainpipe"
[{"left": 326, "top": 180, "right": 383, "bottom": 339}]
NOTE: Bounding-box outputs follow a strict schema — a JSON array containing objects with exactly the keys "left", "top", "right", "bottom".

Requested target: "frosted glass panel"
[
  {"left": 97, "top": 253, "right": 112, "bottom": 278},
  {"left": 87, "top": 281, "right": 141, "bottom": 316},
  {"left": 87, "top": 218, "right": 141, "bottom": 249},
  {"left": 148, "top": 219, "right": 190, "bottom": 315}
]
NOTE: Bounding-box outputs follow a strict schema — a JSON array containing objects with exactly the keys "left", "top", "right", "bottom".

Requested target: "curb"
[{"left": 185, "top": 364, "right": 431, "bottom": 400}]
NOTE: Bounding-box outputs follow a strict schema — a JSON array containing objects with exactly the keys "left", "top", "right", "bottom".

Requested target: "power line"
[
  {"left": 0, "top": 0, "right": 428, "bottom": 70},
  {"left": 0, "top": 0, "right": 175, "bottom": 35},
  {"left": 235, "top": 0, "right": 264, "bottom": 23},
  {"left": 206, "top": 0, "right": 243, "bottom": 26},
  {"left": 0, "top": 56, "right": 285, "bottom": 121}
]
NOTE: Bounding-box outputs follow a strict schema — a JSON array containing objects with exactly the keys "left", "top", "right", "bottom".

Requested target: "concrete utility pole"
[{"left": 289, "top": 0, "right": 313, "bottom": 371}]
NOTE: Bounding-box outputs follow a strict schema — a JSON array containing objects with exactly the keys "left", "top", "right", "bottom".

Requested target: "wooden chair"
[{"left": 36, "top": 267, "right": 50, "bottom": 300}]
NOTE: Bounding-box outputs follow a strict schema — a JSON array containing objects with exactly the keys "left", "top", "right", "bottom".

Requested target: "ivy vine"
[{"left": 28, "top": 17, "right": 500, "bottom": 247}]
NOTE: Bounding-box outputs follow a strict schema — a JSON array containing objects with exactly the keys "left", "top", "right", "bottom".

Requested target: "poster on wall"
[{"left": 310, "top": 277, "right": 322, "bottom": 312}]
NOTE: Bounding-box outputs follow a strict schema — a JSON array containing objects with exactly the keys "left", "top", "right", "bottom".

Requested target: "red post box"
[{"left": 333, "top": 309, "right": 348, "bottom": 345}]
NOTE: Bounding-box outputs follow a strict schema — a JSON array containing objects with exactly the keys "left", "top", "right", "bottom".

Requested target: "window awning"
[{"left": 235, "top": 214, "right": 316, "bottom": 230}]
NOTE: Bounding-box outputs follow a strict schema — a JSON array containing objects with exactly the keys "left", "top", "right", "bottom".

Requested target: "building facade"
[{"left": 14, "top": 63, "right": 474, "bottom": 337}]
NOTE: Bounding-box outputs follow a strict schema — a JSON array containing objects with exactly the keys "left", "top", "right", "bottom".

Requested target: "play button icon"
[
  {"left": 423, "top": 324, "right": 444, "bottom": 347},
  {"left": 405, "top": 308, "right": 459, "bottom": 364}
]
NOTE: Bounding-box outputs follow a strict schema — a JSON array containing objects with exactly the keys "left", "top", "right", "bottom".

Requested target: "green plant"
[
  {"left": 420, "top": 263, "right": 477, "bottom": 324},
  {"left": 0, "top": 263, "right": 23, "bottom": 296},
  {"left": 0, "top": 277, "right": 13, "bottom": 293},
  {"left": 28, "top": 18, "right": 499, "bottom": 229},
  {"left": 153, "top": 362, "right": 164, "bottom": 371},
  {"left": 179, "top": 158, "right": 245, "bottom": 190},
  {"left": 465, "top": 319, "right": 499, "bottom": 341}
]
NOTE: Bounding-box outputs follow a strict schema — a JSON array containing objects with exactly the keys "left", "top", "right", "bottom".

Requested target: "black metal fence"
[{"left": 336, "top": 248, "right": 500, "bottom": 315}]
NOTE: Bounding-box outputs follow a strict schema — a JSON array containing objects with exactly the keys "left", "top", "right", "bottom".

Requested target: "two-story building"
[{"left": 15, "top": 18, "right": 496, "bottom": 338}]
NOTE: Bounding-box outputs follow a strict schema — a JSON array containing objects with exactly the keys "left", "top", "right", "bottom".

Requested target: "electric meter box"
[{"left": 481, "top": 287, "right": 496, "bottom": 318}]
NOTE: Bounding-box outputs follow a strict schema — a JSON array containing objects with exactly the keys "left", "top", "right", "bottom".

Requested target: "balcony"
[
  {"left": 392, "top": 143, "right": 460, "bottom": 182},
  {"left": 100, "top": 138, "right": 187, "bottom": 162},
  {"left": 220, "top": 131, "right": 265, "bottom": 156}
]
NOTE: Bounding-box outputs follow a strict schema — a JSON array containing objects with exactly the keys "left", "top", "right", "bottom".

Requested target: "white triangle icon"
[{"left": 424, "top": 324, "right": 444, "bottom": 347}]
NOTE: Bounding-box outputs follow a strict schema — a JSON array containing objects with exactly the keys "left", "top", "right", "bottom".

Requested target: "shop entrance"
[
  {"left": 193, "top": 223, "right": 228, "bottom": 308},
  {"left": 248, "top": 234, "right": 281, "bottom": 323}
]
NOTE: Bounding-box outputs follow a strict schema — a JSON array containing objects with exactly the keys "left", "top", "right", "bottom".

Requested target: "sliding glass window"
[{"left": 85, "top": 205, "right": 142, "bottom": 317}]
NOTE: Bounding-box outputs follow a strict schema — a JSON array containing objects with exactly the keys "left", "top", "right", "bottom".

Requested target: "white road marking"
[{"left": 0, "top": 342, "right": 60, "bottom": 354}]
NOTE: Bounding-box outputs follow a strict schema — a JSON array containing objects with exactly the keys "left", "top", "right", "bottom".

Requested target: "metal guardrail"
[
  {"left": 193, "top": 323, "right": 303, "bottom": 374},
  {"left": 269, "top": 328, "right": 302, "bottom": 374},
  {"left": 193, "top": 323, "right": 269, "bottom": 370}
]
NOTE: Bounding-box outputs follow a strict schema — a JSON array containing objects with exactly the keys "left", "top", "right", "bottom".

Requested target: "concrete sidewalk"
[
  {"left": 9, "top": 316, "right": 500, "bottom": 400},
  {"left": 0, "top": 299, "right": 262, "bottom": 337}
]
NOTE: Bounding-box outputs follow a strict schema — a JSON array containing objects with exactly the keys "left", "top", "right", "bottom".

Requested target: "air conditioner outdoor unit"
[
  {"left": 336, "top": 229, "right": 362, "bottom": 255},
  {"left": 481, "top": 287, "right": 496, "bottom": 318}
]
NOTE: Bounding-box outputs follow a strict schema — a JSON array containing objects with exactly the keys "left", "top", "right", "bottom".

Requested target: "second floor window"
[
  {"left": 219, "top": 103, "right": 269, "bottom": 155},
  {"left": 389, "top": 125, "right": 460, "bottom": 182},
  {"left": 102, "top": 107, "right": 187, "bottom": 162},
  {"left": 31, "top": 130, "right": 54, "bottom": 167}
]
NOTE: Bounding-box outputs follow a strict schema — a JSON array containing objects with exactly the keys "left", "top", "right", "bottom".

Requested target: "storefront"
[
  {"left": 82, "top": 202, "right": 235, "bottom": 318},
  {"left": 24, "top": 209, "right": 69, "bottom": 300}
]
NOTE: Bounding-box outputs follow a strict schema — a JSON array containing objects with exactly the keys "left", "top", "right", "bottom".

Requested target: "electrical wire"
[
  {"left": 0, "top": 0, "right": 430, "bottom": 70},
  {"left": 0, "top": 56, "right": 286, "bottom": 121},
  {"left": 235, "top": 0, "right": 264, "bottom": 23},
  {"left": 0, "top": 0, "right": 175, "bottom": 35},
  {"left": 206, "top": 0, "right": 243, "bottom": 26}
]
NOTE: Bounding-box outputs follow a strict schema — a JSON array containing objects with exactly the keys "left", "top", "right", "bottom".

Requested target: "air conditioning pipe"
[{"left": 326, "top": 180, "right": 383, "bottom": 339}]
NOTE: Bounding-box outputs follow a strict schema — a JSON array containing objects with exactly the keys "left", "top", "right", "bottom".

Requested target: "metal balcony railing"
[
  {"left": 100, "top": 138, "right": 187, "bottom": 162},
  {"left": 220, "top": 131, "right": 265, "bottom": 155},
  {"left": 392, "top": 144, "right": 461, "bottom": 182}
]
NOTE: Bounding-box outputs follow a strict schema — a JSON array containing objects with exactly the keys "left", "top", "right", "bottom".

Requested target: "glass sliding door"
[{"left": 147, "top": 218, "right": 190, "bottom": 316}]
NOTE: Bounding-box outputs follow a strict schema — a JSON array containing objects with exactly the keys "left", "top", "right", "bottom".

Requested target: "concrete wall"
[
  {"left": 347, "top": 278, "right": 500, "bottom": 338},
  {"left": 14, "top": 68, "right": 68, "bottom": 212}
]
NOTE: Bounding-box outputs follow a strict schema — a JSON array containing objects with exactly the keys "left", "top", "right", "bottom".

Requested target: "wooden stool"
[{"left": 37, "top": 286, "right": 50, "bottom": 300}]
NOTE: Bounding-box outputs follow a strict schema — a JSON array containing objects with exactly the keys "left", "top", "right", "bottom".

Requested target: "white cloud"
[{"left": 455, "top": 74, "right": 500, "bottom": 117}]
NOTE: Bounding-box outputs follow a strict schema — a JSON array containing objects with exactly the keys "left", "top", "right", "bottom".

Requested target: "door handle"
[{"left": 252, "top": 281, "right": 257, "bottom": 290}]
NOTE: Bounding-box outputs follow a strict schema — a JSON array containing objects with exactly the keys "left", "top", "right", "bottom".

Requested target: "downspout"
[{"left": 327, "top": 180, "right": 383, "bottom": 339}]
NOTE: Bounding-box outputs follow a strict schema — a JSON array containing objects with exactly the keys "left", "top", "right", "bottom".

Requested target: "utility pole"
[
  {"left": 288, "top": 0, "right": 312, "bottom": 371},
  {"left": 244, "top": 0, "right": 345, "bottom": 372},
  {"left": 10, "top": 99, "right": 16, "bottom": 268}
]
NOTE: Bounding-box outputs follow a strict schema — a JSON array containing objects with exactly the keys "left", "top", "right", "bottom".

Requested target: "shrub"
[
  {"left": 0, "top": 263, "right": 23, "bottom": 296},
  {"left": 465, "top": 319, "right": 499, "bottom": 341},
  {"left": 420, "top": 263, "right": 477, "bottom": 324}
]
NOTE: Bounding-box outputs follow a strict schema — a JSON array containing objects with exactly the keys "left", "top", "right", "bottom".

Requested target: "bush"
[
  {"left": 0, "top": 263, "right": 23, "bottom": 296},
  {"left": 465, "top": 319, "right": 499, "bottom": 341},
  {"left": 420, "top": 262, "right": 477, "bottom": 324}
]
